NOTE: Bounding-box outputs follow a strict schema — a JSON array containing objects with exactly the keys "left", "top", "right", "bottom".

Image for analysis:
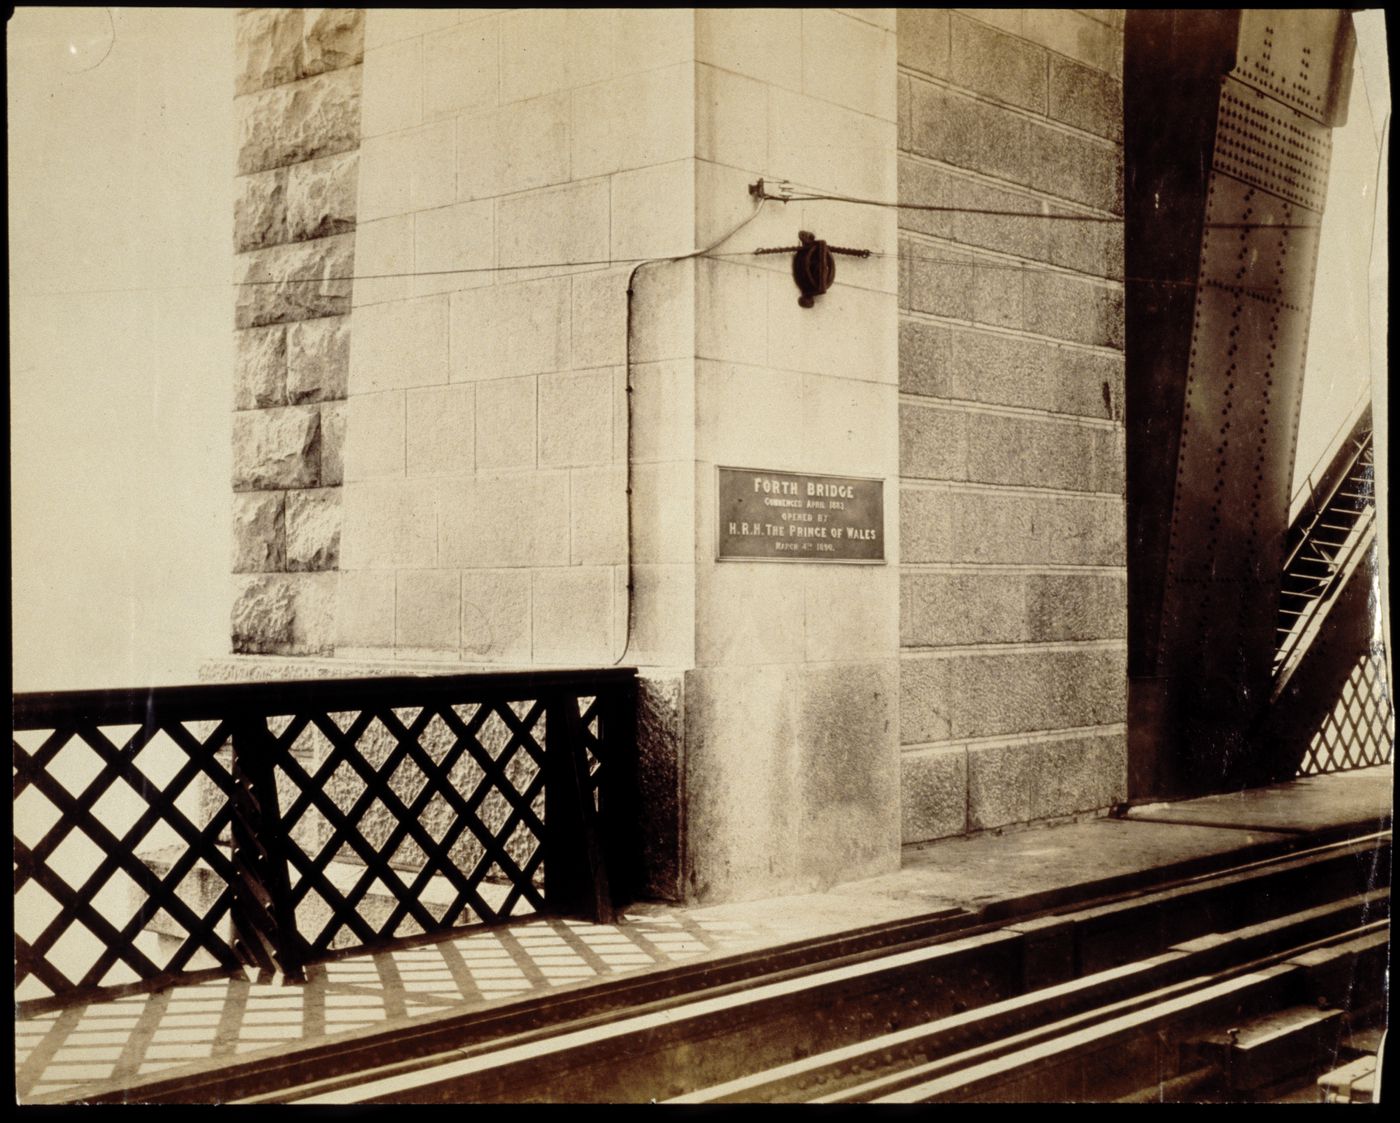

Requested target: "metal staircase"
[
  {"left": 1272, "top": 429, "right": 1377, "bottom": 681},
  {"left": 1263, "top": 406, "right": 1392, "bottom": 779}
]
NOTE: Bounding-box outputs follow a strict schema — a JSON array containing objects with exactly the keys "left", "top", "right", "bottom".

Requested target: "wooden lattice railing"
[{"left": 13, "top": 670, "right": 638, "bottom": 1013}]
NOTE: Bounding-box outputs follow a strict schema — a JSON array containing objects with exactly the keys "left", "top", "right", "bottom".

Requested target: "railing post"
[
  {"left": 597, "top": 676, "right": 642, "bottom": 907},
  {"left": 543, "top": 692, "right": 614, "bottom": 924},
  {"left": 229, "top": 716, "right": 307, "bottom": 982}
]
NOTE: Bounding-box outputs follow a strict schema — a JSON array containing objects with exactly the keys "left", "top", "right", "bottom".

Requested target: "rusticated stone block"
[
  {"left": 232, "top": 491, "right": 286, "bottom": 573},
  {"left": 901, "top": 485, "right": 1124, "bottom": 566},
  {"left": 1024, "top": 9, "right": 1121, "bottom": 77},
  {"left": 902, "top": 570, "right": 1127, "bottom": 647},
  {"left": 320, "top": 401, "right": 346, "bottom": 486},
  {"left": 236, "top": 8, "right": 304, "bottom": 96},
  {"left": 233, "top": 404, "right": 321, "bottom": 491},
  {"left": 1045, "top": 211, "right": 1123, "bottom": 281},
  {"left": 898, "top": 158, "right": 1048, "bottom": 263},
  {"left": 231, "top": 572, "right": 337, "bottom": 655},
  {"left": 636, "top": 672, "right": 684, "bottom": 900},
  {"left": 301, "top": 9, "right": 364, "bottom": 78},
  {"left": 1049, "top": 55, "right": 1123, "bottom": 142},
  {"left": 906, "top": 78, "right": 1121, "bottom": 214},
  {"left": 900, "top": 403, "right": 1124, "bottom": 493},
  {"left": 899, "top": 319, "right": 1124, "bottom": 420},
  {"left": 235, "top": 233, "right": 354, "bottom": 328},
  {"left": 1022, "top": 270, "right": 1124, "bottom": 349},
  {"left": 901, "top": 746, "right": 967, "bottom": 844},
  {"left": 234, "top": 166, "right": 288, "bottom": 253},
  {"left": 233, "top": 324, "right": 286, "bottom": 410},
  {"left": 236, "top": 68, "right": 361, "bottom": 176},
  {"left": 287, "top": 315, "right": 350, "bottom": 403},
  {"left": 950, "top": 13, "right": 1048, "bottom": 114},
  {"left": 896, "top": 8, "right": 950, "bottom": 79},
  {"left": 231, "top": 573, "right": 295, "bottom": 651},
  {"left": 1030, "top": 731, "right": 1126, "bottom": 820},
  {"left": 285, "top": 487, "right": 341, "bottom": 571},
  {"left": 286, "top": 152, "right": 358, "bottom": 243},
  {"left": 1026, "top": 572, "right": 1127, "bottom": 643},
  {"left": 967, "top": 732, "right": 1126, "bottom": 830},
  {"left": 900, "top": 646, "right": 1126, "bottom": 745}
]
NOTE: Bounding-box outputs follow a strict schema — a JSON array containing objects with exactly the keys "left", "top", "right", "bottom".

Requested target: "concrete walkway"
[{"left": 15, "top": 764, "right": 1391, "bottom": 1103}]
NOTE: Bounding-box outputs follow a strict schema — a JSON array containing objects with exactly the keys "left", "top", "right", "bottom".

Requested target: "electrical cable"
[
  {"left": 749, "top": 182, "right": 1325, "bottom": 230},
  {"left": 610, "top": 197, "right": 771, "bottom": 666}
]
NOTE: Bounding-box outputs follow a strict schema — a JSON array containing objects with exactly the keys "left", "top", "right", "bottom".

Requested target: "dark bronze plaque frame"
[{"left": 715, "top": 465, "right": 886, "bottom": 564}]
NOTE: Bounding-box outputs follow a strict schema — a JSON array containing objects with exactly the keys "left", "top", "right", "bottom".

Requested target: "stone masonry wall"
[
  {"left": 230, "top": 9, "right": 363, "bottom": 655},
  {"left": 897, "top": 10, "right": 1128, "bottom": 841},
  {"left": 337, "top": 10, "right": 695, "bottom": 665}
]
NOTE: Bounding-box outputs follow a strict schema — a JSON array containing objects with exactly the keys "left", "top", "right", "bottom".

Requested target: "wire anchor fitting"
[{"left": 754, "top": 230, "right": 872, "bottom": 308}]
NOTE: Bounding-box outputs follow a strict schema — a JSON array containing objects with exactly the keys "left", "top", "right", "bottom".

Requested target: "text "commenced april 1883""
[{"left": 716, "top": 468, "right": 884, "bottom": 562}]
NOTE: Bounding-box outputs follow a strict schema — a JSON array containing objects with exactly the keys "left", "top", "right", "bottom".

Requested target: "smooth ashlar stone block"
[
  {"left": 320, "top": 401, "right": 346, "bottom": 486},
  {"left": 301, "top": 8, "right": 364, "bottom": 78},
  {"left": 459, "top": 569, "right": 531, "bottom": 662},
  {"left": 538, "top": 369, "right": 613, "bottom": 467},
  {"left": 286, "top": 315, "right": 350, "bottom": 403},
  {"left": 235, "top": 8, "right": 304, "bottom": 96},
  {"left": 235, "top": 234, "right": 355, "bottom": 328},
  {"left": 234, "top": 324, "right": 287, "bottom": 410},
  {"left": 335, "top": 569, "right": 394, "bottom": 648},
  {"left": 395, "top": 569, "right": 461, "bottom": 651},
  {"left": 286, "top": 151, "right": 359, "bottom": 244},
  {"left": 231, "top": 491, "right": 286, "bottom": 574},
  {"left": 234, "top": 166, "right": 288, "bottom": 253},
  {"left": 236, "top": 68, "right": 362, "bottom": 177},
  {"left": 285, "top": 488, "right": 341, "bottom": 571},
  {"left": 233, "top": 405, "right": 322, "bottom": 491}
]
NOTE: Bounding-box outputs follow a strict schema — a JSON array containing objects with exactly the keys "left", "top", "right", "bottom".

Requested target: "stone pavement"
[{"left": 15, "top": 764, "right": 1390, "bottom": 1103}]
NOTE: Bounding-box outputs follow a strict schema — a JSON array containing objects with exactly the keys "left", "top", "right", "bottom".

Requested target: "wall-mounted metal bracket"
[{"left": 754, "top": 230, "right": 873, "bottom": 308}]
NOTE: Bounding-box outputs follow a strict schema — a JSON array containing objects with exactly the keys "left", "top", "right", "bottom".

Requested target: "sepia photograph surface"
[{"left": 10, "top": 7, "right": 1392, "bottom": 1104}]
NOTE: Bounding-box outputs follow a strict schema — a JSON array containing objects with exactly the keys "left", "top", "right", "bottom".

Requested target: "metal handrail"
[
  {"left": 1273, "top": 517, "right": 1377, "bottom": 698},
  {"left": 1288, "top": 393, "right": 1373, "bottom": 522},
  {"left": 1279, "top": 429, "right": 1374, "bottom": 582}
]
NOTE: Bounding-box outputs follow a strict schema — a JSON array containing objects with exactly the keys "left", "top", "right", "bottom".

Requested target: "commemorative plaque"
[{"left": 716, "top": 467, "right": 885, "bottom": 563}]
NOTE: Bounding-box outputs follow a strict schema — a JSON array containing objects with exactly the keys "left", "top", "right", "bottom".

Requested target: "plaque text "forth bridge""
[{"left": 716, "top": 467, "right": 885, "bottom": 563}]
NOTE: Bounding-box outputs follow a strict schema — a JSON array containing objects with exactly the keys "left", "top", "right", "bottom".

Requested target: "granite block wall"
[
  {"left": 897, "top": 9, "right": 1128, "bottom": 842},
  {"left": 231, "top": 8, "right": 363, "bottom": 655}
]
